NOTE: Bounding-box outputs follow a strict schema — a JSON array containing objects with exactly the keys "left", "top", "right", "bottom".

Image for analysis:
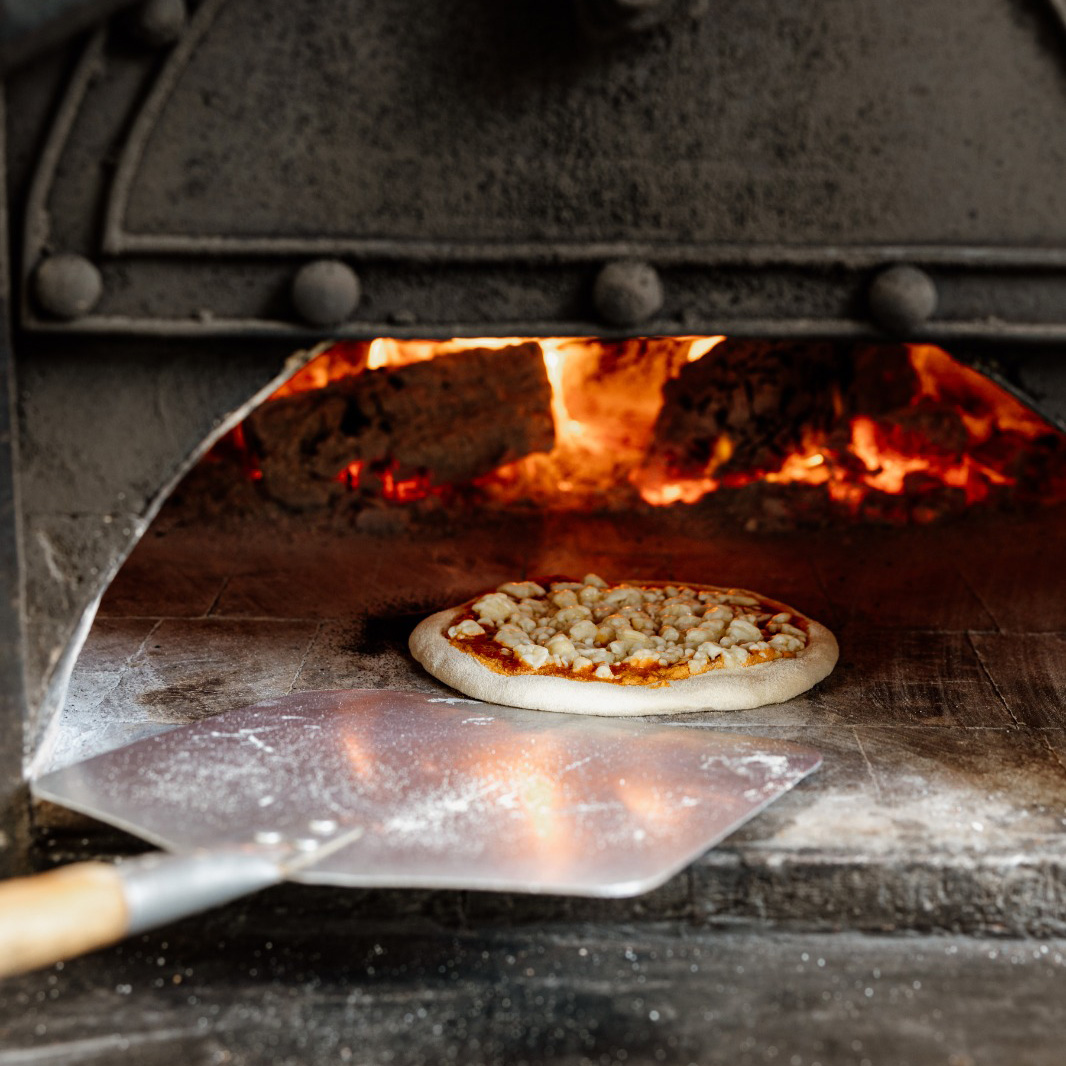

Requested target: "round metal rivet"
[
  {"left": 253, "top": 830, "right": 284, "bottom": 846},
  {"left": 130, "top": 0, "right": 188, "bottom": 47},
  {"left": 868, "top": 265, "right": 938, "bottom": 338},
  {"left": 308, "top": 819, "right": 338, "bottom": 836},
  {"left": 291, "top": 260, "right": 361, "bottom": 327},
  {"left": 33, "top": 253, "right": 103, "bottom": 321},
  {"left": 593, "top": 260, "right": 664, "bottom": 327}
]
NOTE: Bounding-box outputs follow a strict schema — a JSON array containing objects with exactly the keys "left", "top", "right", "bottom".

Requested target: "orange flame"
[{"left": 476, "top": 336, "right": 705, "bottom": 507}]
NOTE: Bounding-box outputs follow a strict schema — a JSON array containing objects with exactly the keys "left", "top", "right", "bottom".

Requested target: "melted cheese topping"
[{"left": 445, "top": 575, "right": 809, "bottom": 685}]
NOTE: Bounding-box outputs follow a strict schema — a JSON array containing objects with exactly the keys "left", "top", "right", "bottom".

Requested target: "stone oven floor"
[
  {"left": 15, "top": 502, "right": 1066, "bottom": 1064},
  {"left": 36, "top": 501, "right": 1066, "bottom": 936}
]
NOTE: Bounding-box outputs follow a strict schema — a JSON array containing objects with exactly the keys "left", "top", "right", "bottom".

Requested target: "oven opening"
[
  {"left": 34, "top": 336, "right": 1066, "bottom": 927},
  {"left": 180, "top": 336, "right": 1066, "bottom": 525}
]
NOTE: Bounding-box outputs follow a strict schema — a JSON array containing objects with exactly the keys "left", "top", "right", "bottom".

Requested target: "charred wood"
[
  {"left": 245, "top": 343, "right": 554, "bottom": 510},
  {"left": 647, "top": 339, "right": 853, "bottom": 476},
  {"left": 647, "top": 341, "right": 931, "bottom": 478}
]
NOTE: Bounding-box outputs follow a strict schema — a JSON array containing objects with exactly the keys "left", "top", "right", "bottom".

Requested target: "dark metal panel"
[
  {"left": 105, "top": 0, "right": 1066, "bottom": 252},
  {"left": 15, "top": 0, "right": 1066, "bottom": 340},
  {"left": 6, "top": 925, "right": 1066, "bottom": 1064},
  {"left": 1004, "top": 350, "right": 1066, "bottom": 430}
]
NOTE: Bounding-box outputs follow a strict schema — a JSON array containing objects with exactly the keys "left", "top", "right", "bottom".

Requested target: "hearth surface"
[{"left": 31, "top": 502, "right": 1066, "bottom": 937}]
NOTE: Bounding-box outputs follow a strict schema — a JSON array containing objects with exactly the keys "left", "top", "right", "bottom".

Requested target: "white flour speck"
[
  {"left": 701, "top": 751, "right": 792, "bottom": 780},
  {"left": 207, "top": 727, "right": 278, "bottom": 754},
  {"left": 562, "top": 756, "right": 593, "bottom": 773}
]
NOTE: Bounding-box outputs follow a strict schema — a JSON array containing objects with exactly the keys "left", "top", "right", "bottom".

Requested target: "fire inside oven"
[{"left": 195, "top": 337, "right": 1066, "bottom": 520}]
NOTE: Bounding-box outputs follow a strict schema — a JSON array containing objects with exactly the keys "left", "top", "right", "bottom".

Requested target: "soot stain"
[
  {"left": 137, "top": 676, "right": 229, "bottom": 722},
  {"left": 345, "top": 613, "right": 424, "bottom": 657}
]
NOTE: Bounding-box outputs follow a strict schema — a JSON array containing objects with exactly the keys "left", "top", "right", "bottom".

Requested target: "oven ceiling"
[{"left": 18, "top": 0, "right": 1066, "bottom": 341}]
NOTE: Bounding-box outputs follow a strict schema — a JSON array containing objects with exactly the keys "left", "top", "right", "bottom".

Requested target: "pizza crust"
[{"left": 409, "top": 584, "right": 838, "bottom": 716}]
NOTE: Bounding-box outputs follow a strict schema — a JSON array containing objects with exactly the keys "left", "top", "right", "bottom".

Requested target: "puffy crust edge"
[{"left": 409, "top": 592, "right": 839, "bottom": 716}]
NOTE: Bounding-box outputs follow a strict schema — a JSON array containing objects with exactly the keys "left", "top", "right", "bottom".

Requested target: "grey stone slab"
[
  {"left": 462, "top": 874, "right": 695, "bottom": 927},
  {"left": 811, "top": 627, "right": 1015, "bottom": 727},
  {"left": 21, "top": 511, "right": 146, "bottom": 726},
  {"left": 661, "top": 690, "right": 847, "bottom": 729},
  {"left": 98, "top": 533, "right": 229, "bottom": 619},
  {"left": 694, "top": 849, "right": 1066, "bottom": 936},
  {"left": 40, "top": 620, "right": 164, "bottom": 773},
  {"left": 67, "top": 618, "right": 159, "bottom": 676},
  {"left": 970, "top": 632, "right": 1066, "bottom": 728},
  {"left": 1037, "top": 729, "right": 1066, "bottom": 771},
  {"left": 102, "top": 618, "right": 320, "bottom": 724},
  {"left": 681, "top": 724, "right": 1066, "bottom": 936},
  {"left": 687, "top": 723, "right": 1066, "bottom": 935},
  {"left": 291, "top": 617, "right": 456, "bottom": 696},
  {"left": 810, "top": 528, "right": 996, "bottom": 632},
  {"left": 212, "top": 530, "right": 536, "bottom": 620},
  {"left": 40, "top": 618, "right": 320, "bottom": 775},
  {"left": 952, "top": 508, "right": 1066, "bottom": 633},
  {"left": 678, "top": 723, "right": 879, "bottom": 850},
  {"left": 532, "top": 513, "right": 689, "bottom": 560}
]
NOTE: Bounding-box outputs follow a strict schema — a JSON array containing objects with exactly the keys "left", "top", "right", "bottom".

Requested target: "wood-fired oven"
[{"left": 4, "top": 1, "right": 1066, "bottom": 1062}]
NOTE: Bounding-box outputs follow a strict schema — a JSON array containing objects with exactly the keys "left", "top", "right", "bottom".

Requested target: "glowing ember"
[
  {"left": 379, "top": 465, "right": 436, "bottom": 504},
  {"left": 214, "top": 335, "right": 1066, "bottom": 521},
  {"left": 336, "top": 459, "right": 364, "bottom": 488},
  {"left": 333, "top": 457, "right": 442, "bottom": 503}
]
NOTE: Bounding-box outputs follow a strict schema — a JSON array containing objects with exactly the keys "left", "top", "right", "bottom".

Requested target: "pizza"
[{"left": 409, "top": 574, "right": 838, "bottom": 715}]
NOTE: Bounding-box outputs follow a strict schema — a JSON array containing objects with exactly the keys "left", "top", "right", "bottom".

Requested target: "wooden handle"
[{"left": 0, "top": 862, "right": 129, "bottom": 978}]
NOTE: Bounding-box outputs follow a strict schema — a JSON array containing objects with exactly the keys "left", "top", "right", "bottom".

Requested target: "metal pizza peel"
[{"left": 1, "top": 689, "right": 820, "bottom": 976}]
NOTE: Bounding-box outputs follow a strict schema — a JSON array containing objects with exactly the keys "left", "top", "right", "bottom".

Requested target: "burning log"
[
  {"left": 646, "top": 339, "right": 854, "bottom": 477},
  {"left": 645, "top": 339, "right": 933, "bottom": 482},
  {"left": 188, "top": 334, "right": 1066, "bottom": 526},
  {"left": 641, "top": 338, "right": 1066, "bottom": 522},
  {"left": 245, "top": 342, "right": 554, "bottom": 509}
]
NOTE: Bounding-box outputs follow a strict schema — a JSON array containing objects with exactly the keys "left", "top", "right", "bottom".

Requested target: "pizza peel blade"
[{"left": 13, "top": 689, "right": 819, "bottom": 974}]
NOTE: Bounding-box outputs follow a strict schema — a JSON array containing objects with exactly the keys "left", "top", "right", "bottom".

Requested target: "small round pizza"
[{"left": 409, "top": 574, "right": 838, "bottom": 715}]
